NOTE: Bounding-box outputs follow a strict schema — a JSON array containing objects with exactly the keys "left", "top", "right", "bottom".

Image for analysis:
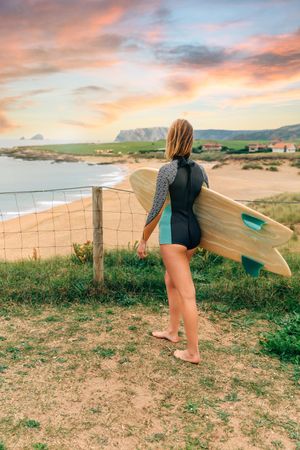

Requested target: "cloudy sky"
[{"left": 1, "top": 0, "right": 300, "bottom": 141}]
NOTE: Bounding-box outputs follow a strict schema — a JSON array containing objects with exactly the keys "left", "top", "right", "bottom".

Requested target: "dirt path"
[{"left": 0, "top": 302, "right": 298, "bottom": 449}]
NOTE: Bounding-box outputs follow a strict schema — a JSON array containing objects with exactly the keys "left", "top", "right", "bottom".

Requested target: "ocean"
[
  {"left": 0, "top": 155, "right": 125, "bottom": 221},
  {"left": 0, "top": 138, "right": 107, "bottom": 149}
]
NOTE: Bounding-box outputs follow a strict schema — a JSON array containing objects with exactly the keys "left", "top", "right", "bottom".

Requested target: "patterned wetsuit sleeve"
[
  {"left": 142, "top": 165, "right": 169, "bottom": 241},
  {"left": 199, "top": 164, "right": 209, "bottom": 188}
]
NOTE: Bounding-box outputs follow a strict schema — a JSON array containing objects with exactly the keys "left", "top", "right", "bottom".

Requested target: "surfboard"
[{"left": 129, "top": 167, "right": 293, "bottom": 277}]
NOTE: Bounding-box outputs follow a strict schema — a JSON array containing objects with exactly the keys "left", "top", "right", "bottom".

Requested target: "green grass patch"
[
  {"left": 16, "top": 140, "right": 166, "bottom": 156},
  {"left": 263, "top": 160, "right": 283, "bottom": 166},
  {"left": 92, "top": 346, "right": 116, "bottom": 358},
  {"left": 248, "top": 192, "right": 300, "bottom": 226},
  {"left": 265, "top": 166, "right": 279, "bottom": 171},
  {"left": 260, "top": 313, "right": 300, "bottom": 364},
  {"left": 22, "top": 419, "right": 40, "bottom": 429},
  {"left": 291, "top": 159, "right": 300, "bottom": 168},
  {"left": 1, "top": 246, "right": 300, "bottom": 369},
  {"left": 12, "top": 139, "right": 300, "bottom": 163},
  {"left": 242, "top": 162, "right": 264, "bottom": 170},
  {"left": 0, "top": 249, "right": 299, "bottom": 316}
]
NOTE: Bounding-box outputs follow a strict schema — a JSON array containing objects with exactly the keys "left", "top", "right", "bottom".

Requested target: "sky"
[{"left": 1, "top": 0, "right": 300, "bottom": 142}]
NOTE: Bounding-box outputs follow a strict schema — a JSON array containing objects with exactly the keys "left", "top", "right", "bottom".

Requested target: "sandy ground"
[
  {"left": 0, "top": 303, "right": 299, "bottom": 449},
  {"left": 0, "top": 155, "right": 299, "bottom": 261}
]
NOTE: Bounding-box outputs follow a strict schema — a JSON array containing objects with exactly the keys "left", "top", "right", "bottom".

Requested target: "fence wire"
[{"left": 0, "top": 185, "right": 299, "bottom": 262}]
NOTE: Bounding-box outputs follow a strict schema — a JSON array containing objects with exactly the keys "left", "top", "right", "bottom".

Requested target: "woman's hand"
[{"left": 137, "top": 238, "right": 147, "bottom": 259}]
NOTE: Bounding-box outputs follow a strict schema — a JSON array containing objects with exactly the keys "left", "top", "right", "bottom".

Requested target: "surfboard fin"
[
  {"left": 241, "top": 213, "right": 266, "bottom": 231},
  {"left": 242, "top": 255, "right": 264, "bottom": 277}
]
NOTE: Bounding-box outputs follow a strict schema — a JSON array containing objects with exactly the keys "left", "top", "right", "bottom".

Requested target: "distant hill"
[
  {"left": 114, "top": 123, "right": 300, "bottom": 142},
  {"left": 30, "top": 134, "right": 44, "bottom": 140},
  {"left": 114, "top": 127, "right": 167, "bottom": 142}
]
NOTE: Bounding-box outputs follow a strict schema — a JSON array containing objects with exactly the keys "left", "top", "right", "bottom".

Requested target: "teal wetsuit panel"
[
  {"left": 143, "top": 156, "right": 209, "bottom": 248},
  {"left": 159, "top": 204, "right": 172, "bottom": 244}
]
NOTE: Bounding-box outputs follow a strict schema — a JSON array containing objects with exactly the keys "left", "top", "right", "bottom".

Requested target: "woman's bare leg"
[
  {"left": 160, "top": 244, "right": 200, "bottom": 364},
  {"left": 152, "top": 270, "right": 182, "bottom": 342},
  {"left": 152, "top": 247, "right": 198, "bottom": 343}
]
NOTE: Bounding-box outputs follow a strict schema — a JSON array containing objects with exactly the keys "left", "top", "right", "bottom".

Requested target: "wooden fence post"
[{"left": 92, "top": 186, "right": 104, "bottom": 284}]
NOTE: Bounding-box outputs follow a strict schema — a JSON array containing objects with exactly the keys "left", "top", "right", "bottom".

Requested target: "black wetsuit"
[{"left": 142, "top": 155, "right": 209, "bottom": 249}]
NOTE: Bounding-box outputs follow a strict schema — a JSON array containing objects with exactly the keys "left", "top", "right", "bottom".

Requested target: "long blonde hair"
[{"left": 165, "top": 118, "right": 194, "bottom": 160}]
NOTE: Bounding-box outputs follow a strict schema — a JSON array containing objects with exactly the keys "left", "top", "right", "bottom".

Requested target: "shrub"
[
  {"left": 260, "top": 313, "right": 300, "bottom": 364},
  {"left": 242, "top": 163, "right": 264, "bottom": 170},
  {"left": 72, "top": 240, "right": 93, "bottom": 264}
]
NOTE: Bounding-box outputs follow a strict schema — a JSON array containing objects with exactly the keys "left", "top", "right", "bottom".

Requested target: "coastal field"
[
  {"left": 0, "top": 141, "right": 300, "bottom": 261},
  {"left": 1, "top": 139, "right": 300, "bottom": 160}
]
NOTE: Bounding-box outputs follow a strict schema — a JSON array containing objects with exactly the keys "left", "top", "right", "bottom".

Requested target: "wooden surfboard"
[{"left": 129, "top": 167, "right": 293, "bottom": 277}]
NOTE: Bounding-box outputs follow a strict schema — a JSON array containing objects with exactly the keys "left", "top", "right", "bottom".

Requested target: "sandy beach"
[{"left": 1, "top": 154, "right": 299, "bottom": 261}]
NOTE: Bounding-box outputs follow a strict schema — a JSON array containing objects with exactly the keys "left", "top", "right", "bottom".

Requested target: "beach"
[{"left": 1, "top": 154, "right": 299, "bottom": 261}]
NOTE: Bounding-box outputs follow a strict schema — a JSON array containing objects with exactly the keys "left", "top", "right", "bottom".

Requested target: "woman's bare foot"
[
  {"left": 173, "top": 349, "right": 200, "bottom": 364},
  {"left": 151, "top": 330, "right": 181, "bottom": 343}
]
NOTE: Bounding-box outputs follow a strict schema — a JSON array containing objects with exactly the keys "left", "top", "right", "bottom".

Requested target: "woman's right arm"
[{"left": 199, "top": 164, "right": 209, "bottom": 188}]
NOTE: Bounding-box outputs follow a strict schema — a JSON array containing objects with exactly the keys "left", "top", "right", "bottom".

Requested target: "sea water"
[
  {"left": 0, "top": 138, "right": 106, "bottom": 148},
  {"left": 0, "top": 155, "right": 125, "bottom": 221}
]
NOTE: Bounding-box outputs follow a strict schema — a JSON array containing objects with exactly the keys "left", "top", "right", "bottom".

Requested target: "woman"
[{"left": 137, "top": 118, "right": 209, "bottom": 364}]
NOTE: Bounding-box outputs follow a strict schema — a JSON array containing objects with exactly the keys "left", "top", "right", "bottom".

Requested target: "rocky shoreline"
[{"left": 0, "top": 146, "right": 127, "bottom": 164}]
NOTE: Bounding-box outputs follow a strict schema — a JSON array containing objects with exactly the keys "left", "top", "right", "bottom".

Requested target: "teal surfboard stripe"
[
  {"left": 241, "top": 213, "right": 266, "bottom": 231},
  {"left": 159, "top": 204, "right": 172, "bottom": 244},
  {"left": 242, "top": 255, "right": 264, "bottom": 277}
]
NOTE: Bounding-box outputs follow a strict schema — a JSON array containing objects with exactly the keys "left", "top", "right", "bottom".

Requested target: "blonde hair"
[{"left": 165, "top": 118, "right": 194, "bottom": 160}]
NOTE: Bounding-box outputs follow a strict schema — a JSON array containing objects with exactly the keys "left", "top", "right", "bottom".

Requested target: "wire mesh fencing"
[
  {"left": 0, "top": 185, "right": 299, "bottom": 263},
  {"left": 0, "top": 185, "right": 159, "bottom": 262}
]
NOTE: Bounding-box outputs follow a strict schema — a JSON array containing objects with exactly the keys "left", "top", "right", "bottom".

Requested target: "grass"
[
  {"left": 8, "top": 140, "right": 300, "bottom": 163},
  {"left": 196, "top": 151, "right": 300, "bottom": 163},
  {"left": 0, "top": 301, "right": 299, "bottom": 448},
  {"left": 242, "top": 162, "right": 264, "bottom": 170},
  {"left": 291, "top": 159, "right": 300, "bottom": 168},
  {"left": 266, "top": 166, "right": 279, "bottom": 171},
  {"left": 248, "top": 192, "right": 300, "bottom": 226},
  {"left": 0, "top": 248, "right": 299, "bottom": 448},
  {"left": 263, "top": 160, "right": 283, "bottom": 166},
  {"left": 1, "top": 248, "right": 300, "bottom": 315},
  {"left": 260, "top": 313, "right": 300, "bottom": 364},
  {"left": 14, "top": 140, "right": 166, "bottom": 156}
]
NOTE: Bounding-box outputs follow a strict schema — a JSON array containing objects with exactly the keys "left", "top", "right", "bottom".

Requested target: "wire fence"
[{"left": 0, "top": 185, "right": 299, "bottom": 262}]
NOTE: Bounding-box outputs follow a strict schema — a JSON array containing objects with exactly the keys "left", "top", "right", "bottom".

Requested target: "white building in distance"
[{"left": 271, "top": 142, "right": 296, "bottom": 153}]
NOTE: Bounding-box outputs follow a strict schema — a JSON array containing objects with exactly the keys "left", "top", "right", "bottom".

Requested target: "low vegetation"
[
  {"left": 242, "top": 162, "right": 264, "bottom": 170},
  {"left": 263, "top": 160, "right": 283, "bottom": 166},
  {"left": 9, "top": 140, "right": 300, "bottom": 164},
  {"left": 291, "top": 159, "right": 300, "bottom": 168},
  {"left": 260, "top": 312, "right": 300, "bottom": 364},
  {"left": 247, "top": 192, "right": 300, "bottom": 227},
  {"left": 265, "top": 165, "right": 279, "bottom": 171},
  {"left": 0, "top": 248, "right": 299, "bottom": 314}
]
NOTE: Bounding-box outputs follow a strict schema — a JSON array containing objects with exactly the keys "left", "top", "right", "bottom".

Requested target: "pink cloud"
[
  {"left": 0, "top": 0, "right": 151, "bottom": 84},
  {"left": 0, "top": 96, "right": 22, "bottom": 132},
  {"left": 221, "top": 86, "right": 300, "bottom": 107},
  {"left": 200, "top": 19, "right": 251, "bottom": 32},
  {"left": 0, "top": 1, "right": 299, "bottom": 131},
  {"left": 87, "top": 73, "right": 209, "bottom": 125},
  {"left": 56, "top": 6, "right": 125, "bottom": 45}
]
